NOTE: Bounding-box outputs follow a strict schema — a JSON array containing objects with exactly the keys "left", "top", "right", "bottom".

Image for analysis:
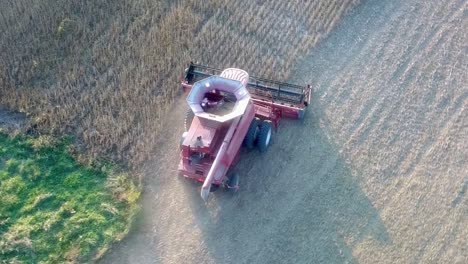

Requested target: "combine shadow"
[
  {"left": 100, "top": 1, "right": 399, "bottom": 262},
  {"left": 182, "top": 1, "right": 400, "bottom": 261},
  {"left": 101, "top": 94, "right": 391, "bottom": 264},
  {"left": 182, "top": 93, "right": 391, "bottom": 263}
]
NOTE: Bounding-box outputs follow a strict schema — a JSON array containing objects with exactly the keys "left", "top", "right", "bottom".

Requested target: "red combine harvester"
[{"left": 178, "top": 63, "right": 311, "bottom": 201}]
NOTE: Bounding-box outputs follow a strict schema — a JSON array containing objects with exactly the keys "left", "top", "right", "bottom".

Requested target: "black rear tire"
[
  {"left": 210, "top": 184, "right": 220, "bottom": 192},
  {"left": 257, "top": 120, "right": 273, "bottom": 152},
  {"left": 184, "top": 109, "right": 194, "bottom": 131},
  {"left": 227, "top": 173, "right": 239, "bottom": 193},
  {"left": 177, "top": 173, "right": 192, "bottom": 186},
  {"left": 243, "top": 117, "right": 260, "bottom": 149}
]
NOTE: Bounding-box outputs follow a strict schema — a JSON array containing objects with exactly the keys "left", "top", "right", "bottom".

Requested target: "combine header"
[{"left": 178, "top": 63, "right": 311, "bottom": 201}]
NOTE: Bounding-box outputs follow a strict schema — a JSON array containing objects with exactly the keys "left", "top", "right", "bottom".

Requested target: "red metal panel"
[
  {"left": 183, "top": 116, "right": 222, "bottom": 154},
  {"left": 252, "top": 98, "right": 303, "bottom": 119},
  {"left": 224, "top": 101, "right": 255, "bottom": 165}
]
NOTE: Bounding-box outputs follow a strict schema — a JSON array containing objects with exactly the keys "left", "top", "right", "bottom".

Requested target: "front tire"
[
  {"left": 257, "top": 120, "right": 272, "bottom": 152},
  {"left": 243, "top": 117, "right": 260, "bottom": 149}
]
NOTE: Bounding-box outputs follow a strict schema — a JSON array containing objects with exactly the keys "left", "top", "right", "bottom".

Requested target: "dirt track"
[
  {"left": 101, "top": 0, "right": 468, "bottom": 263},
  {"left": 0, "top": 107, "right": 26, "bottom": 131}
]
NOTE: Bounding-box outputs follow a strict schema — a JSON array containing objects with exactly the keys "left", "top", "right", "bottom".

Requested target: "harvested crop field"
[{"left": 101, "top": 0, "right": 467, "bottom": 263}]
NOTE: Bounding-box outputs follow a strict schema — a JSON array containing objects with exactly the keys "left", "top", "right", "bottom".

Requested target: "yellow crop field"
[{"left": 0, "top": 0, "right": 358, "bottom": 169}]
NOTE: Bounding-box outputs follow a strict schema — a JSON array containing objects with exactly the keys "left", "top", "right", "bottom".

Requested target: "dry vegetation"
[{"left": 0, "top": 0, "right": 359, "bottom": 170}]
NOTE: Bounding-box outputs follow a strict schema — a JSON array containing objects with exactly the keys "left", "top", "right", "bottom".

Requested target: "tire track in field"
[
  {"left": 362, "top": 5, "right": 467, "bottom": 179},
  {"left": 344, "top": 0, "right": 457, "bottom": 149},
  {"left": 336, "top": 0, "right": 464, "bottom": 195},
  {"left": 293, "top": 0, "right": 468, "bottom": 262},
  {"left": 387, "top": 100, "right": 467, "bottom": 206},
  {"left": 324, "top": 0, "right": 420, "bottom": 106},
  {"left": 402, "top": 92, "right": 468, "bottom": 177},
  {"left": 382, "top": 104, "right": 467, "bottom": 263},
  {"left": 293, "top": 1, "right": 401, "bottom": 101},
  {"left": 325, "top": 5, "right": 431, "bottom": 147},
  {"left": 344, "top": 0, "right": 460, "bottom": 134},
  {"left": 360, "top": 30, "right": 462, "bottom": 178},
  {"left": 338, "top": 0, "right": 467, "bottom": 184}
]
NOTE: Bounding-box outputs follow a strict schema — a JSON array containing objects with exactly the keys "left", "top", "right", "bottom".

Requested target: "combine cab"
[{"left": 178, "top": 63, "right": 311, "bottom": 201}]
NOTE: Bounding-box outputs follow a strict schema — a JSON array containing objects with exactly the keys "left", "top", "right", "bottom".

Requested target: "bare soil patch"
[{"left": 0, "top": 107, "right": 26, "bottom": 132}]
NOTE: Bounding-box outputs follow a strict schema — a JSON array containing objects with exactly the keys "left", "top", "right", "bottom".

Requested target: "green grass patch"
[{"left": 0, "top": 132, "right": 140, "bottom": 263}]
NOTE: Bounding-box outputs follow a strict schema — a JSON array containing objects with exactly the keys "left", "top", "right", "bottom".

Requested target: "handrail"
[{"left": 185, "top": 62, "right": 308, "bottom": 105}]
